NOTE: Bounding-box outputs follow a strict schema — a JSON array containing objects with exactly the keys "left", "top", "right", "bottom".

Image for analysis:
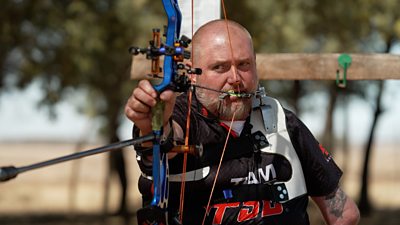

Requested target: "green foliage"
[
  {"left": 0, "top": 0, "right": 165, "bottom": 137},
  {"left": 225, "top": 0, "right": 399, "bottom": 112},
  {"left": 226, "top": 0, "right": 400, "bottom": 53}
]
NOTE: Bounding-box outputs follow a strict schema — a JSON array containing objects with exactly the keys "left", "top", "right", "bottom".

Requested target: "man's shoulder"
[
  {"left": 283, "top": 108, "right": 298, "bottom": 123},
  {"left": 282, "top": 108, "right": 309, "bottom": 135}
]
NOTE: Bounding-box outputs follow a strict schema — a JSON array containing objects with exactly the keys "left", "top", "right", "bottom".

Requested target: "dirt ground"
[{"left": 0, "top": 142, "right": 399, "bottom": 225}]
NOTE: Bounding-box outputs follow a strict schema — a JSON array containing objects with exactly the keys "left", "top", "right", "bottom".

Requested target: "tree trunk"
[
  {"left": 292, "top": 80, "right": 301, "bottom": 113},
  {"left": 103, "top": 122, "right": 128, "bottom": 216},
  {"left": 110, "top": 134, "right": 128, "bottom": 215},
  {"left": 102, "top": 88, "right": 128, "bottom": 215},
  {"left": 358, "top": 36, "right": 392, "bottom": 216},
  {"left": 357, "top": 80, "right": 384, "bottom": 215},
  {"left": 322, "top": 83, "right": 338, "bottom": 153},
  {"left": 340, "top": 92, "right": 350, "bottom": 178}
]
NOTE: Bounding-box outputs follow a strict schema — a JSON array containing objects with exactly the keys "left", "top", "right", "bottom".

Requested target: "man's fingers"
[
  {"left": 138, "top": 80, "right": 158, "bottom": 99},
  {"left": 137, "top": 80, "right": 176, "bottom": 103},
  {"left": 159, "top": 89, "right": 175, "bottom": 102},
  {"left": 133, "top": 89, "right": 157, "bottom": 109},
  {"left": 127, "top": 110, "right": 148, "bottom": 121},
  {"left": 125, "top": 96, "right": 148, "bottom": 116}
]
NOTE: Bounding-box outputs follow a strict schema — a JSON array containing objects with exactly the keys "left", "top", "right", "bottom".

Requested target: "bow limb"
[
  {"left": 134, "top": 1, "right": 201, "bottom": 224},
  {"left": 149, "top": 1, "right": 181, "bottom": 223}
]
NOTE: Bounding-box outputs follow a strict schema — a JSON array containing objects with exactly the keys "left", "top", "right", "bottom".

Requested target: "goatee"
[{"left": 196, "top": 89, "right": 251, "bottom": 120}]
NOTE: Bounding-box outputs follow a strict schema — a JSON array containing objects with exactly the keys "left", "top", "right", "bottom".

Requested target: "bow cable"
[
  {"left": 176, "top": 1, "right": 247, "bottom": 223},
  {"left": 201, "top": 1, "right": 240, "bottom": 224},
  {"left": 202, "top": 111, "right": 237, "bottom": 225},
  {"left": 222, "top": 0, "right": 241, "bottom": 93},
  {"left": 178, "top": 0, "right": 196, "bottom": 221}
]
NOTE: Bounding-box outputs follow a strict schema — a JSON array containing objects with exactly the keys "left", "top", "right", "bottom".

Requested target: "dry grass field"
[{"left": 0, "top": 141, "right": 399, "bottom": 225}]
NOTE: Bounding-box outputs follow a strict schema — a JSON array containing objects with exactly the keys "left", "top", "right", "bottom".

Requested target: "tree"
[{"left": 0, "top": 0, "right": 164, "bottom": 215}]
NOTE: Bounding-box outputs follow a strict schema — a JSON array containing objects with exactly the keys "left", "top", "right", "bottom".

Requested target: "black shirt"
[{"left": 136, "top": 92, "right": 342, "bottom": 225}]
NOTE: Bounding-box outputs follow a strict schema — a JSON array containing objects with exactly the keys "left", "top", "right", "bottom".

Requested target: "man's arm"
[{"left": 312, "top": 187, "right": 360, "bottom": 225}]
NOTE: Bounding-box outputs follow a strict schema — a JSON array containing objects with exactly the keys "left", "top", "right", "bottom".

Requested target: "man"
[{"left": 125, "top": 19, "right": 360, "bottom": 225}]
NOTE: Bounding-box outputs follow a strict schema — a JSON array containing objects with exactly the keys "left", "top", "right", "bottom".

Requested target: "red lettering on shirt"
[
  {"left": 237, "top": 201, "right": 260, "bottom": 222},
  {"left": 261, "top": 200, "right": 283, "bottom": 217},
  {"left": 210, "top": 201, "right": 284, "bottom": 224},
  {"left": 319, "top": 144, "right": 332, "bottom": 161},
  {"left": 319, "top": 144, "right": 329, "bottom": 156},
  {"left": 212, "top": 202, "right": 240, "bottom": 224}
]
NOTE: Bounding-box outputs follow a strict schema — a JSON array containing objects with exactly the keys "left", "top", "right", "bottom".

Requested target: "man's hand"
[{"left": 125, "top": 80, "right": 176, "bottom": 135}]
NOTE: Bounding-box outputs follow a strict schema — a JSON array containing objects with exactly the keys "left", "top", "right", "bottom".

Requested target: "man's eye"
[
  {"left": 213, "top": 64, "right": 229, "bottom": 72},
  {"left": 238, "top": 62, "right": 250, "bottom": 71}
]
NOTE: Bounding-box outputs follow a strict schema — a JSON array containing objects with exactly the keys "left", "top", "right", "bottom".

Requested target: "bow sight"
[{"left": 129, "top": 28, "right": 201, "bottom": 93}]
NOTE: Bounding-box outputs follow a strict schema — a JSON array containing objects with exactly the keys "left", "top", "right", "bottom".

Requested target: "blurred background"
[{"left": 0, "top": 0, "right": 399, "bottom": 224}]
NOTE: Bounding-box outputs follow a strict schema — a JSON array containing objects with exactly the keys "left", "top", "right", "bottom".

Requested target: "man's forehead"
[
  {"left": 204, "top": 26, "right": 245, "bottom": 38},
  {"left": 201, "top": 51, "right": 254, "bottom": 66},
  {"left": 198, "top": 30, "right": 251, "bottom": 49},
  {"left": 194, "top": 21, "right": 250, "bottom": 42}
]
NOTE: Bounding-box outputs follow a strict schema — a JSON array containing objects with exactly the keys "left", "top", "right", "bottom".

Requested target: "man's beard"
[{"left": 196, "top": 88, "right": 252, "bottom": 120}]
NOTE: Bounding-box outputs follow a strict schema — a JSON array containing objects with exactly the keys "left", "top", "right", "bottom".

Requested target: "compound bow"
[{"left": 129, "top": 1, "right": 201, "bottom": 224}]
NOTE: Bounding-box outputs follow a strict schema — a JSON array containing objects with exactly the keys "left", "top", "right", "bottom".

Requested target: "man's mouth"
[
  {"left": 218, "top": 90, "right": 253, "bottom": 100},
  {"left": 193, "top": 84, "right": 253, "bottom": 99}
]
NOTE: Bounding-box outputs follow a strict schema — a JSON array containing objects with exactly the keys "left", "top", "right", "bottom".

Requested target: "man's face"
[{"left": 193, "top": 25, "right": 258, "bottom": 120}]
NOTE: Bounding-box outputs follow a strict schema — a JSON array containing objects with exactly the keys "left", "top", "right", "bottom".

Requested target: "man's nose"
[{"left": 227, "top": 65, "right": 241, "bottom": 87}]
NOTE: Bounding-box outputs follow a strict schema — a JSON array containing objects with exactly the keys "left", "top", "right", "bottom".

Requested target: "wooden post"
[{"left": 130, "top": 53, "right": 400, "bottom": 80}]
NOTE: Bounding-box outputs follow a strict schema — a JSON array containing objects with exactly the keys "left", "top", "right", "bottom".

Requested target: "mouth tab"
[{"left": 218, "top": 90, "right": 253, "bottom": 99}]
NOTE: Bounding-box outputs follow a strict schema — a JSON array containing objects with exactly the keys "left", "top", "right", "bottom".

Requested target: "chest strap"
[{"left": 212, "top": 183, "right": 290, "bottom": 204}]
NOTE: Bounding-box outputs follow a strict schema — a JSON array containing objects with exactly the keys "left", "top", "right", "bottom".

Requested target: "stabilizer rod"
[{"left": 0, "top": 134, "right": 155, "bottom": 182}]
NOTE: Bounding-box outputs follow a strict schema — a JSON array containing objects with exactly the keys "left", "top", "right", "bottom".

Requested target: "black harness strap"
[{"left": 212, "top": 183, "right": 289, "bottom": 204}]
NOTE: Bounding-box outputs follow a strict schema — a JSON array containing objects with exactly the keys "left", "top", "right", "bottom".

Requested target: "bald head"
[
  {"left": 189, "top": 20, "right": 259, "bottom": 120},
  {"left": 191, "top": 20, "right": 255, "bottom": 64},
  {"left": 192, "top": 20, "right": 253, "bottom": 44}
]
